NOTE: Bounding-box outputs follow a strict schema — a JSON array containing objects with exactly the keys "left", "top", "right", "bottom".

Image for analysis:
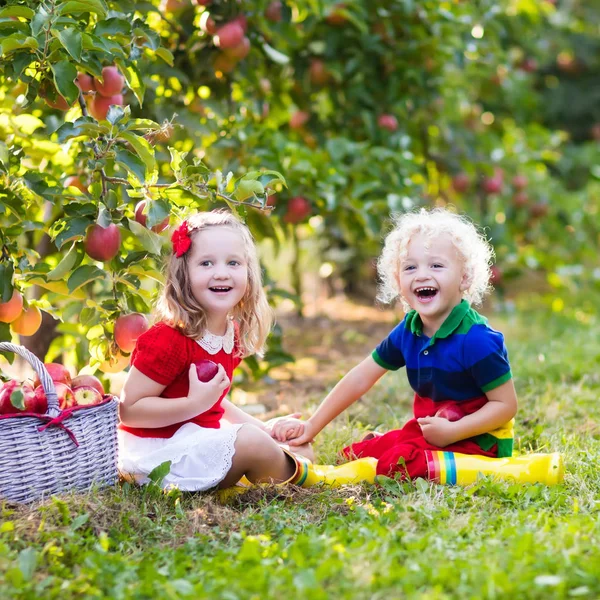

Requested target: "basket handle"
[{"left": 0, "top": 343, "right": 60, "bottom": 418}]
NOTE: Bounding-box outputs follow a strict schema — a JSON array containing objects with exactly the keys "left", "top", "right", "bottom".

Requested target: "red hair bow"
[{"left": 171, "top": 220, "right": 192, "bottom": 257}]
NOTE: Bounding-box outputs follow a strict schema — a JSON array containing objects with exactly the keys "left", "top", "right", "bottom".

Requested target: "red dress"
[{"left": 119, "top": 322, "right": 241, "bottom": 438}]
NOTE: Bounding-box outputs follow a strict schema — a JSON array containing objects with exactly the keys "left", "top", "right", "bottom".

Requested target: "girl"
[
  {"left": 271, "top": 208, "right": 556, "bottom": 484},
  {"left": 118, "top": 210, "right": 316, "bottom": 491}
]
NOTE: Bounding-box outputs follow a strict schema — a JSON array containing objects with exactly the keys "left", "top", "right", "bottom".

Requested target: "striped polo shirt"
[{"left": 372, "top": 300, "right": 514, "bottom": 457}]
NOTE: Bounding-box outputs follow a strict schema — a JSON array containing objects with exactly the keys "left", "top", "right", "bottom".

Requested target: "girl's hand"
[
  {"left": 264, "top": 413, "right": 301, "bottom": 436},
  {"left": 288, "top": 420, "right": 317, "bottom": 446},
  {"left": 417, "top": 416, "right": 458, "bottom": 448},
  {"left": 187, "top": 363, "right": 230, "bottom": 412},
  {"left": 269, "top": 415, "right": 305, "bottom": 442}
]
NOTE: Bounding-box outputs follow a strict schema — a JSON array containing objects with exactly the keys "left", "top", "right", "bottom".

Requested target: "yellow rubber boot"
[
  {"left": 288, "top": 453, "right": 378, "bottom": 487},
  {"left": 425, "top": 451, "right": 564, "bottom": 485}
]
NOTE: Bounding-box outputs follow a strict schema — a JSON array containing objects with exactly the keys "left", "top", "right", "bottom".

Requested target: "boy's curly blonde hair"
[
  {"left": 377, "top": 207, "right": 494, "bottom": 311},
  {"left": 155, "top": 210, "right": 272, "bottom": 357}
]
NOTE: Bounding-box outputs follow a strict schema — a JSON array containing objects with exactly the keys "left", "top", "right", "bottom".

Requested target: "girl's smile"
[{"left": 188, "top": 226, "right": 248, "bottom": 333}]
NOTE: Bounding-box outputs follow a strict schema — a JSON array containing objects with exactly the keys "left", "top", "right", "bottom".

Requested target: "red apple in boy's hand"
[
  {"left": 34, "top": 363, "right": 72, "bottom": 388},
  {"left": 73, "top": 386, "right": 103, "bottom": 407},
  {"left": 435, "top": 405, "right": 463, "bottom": 422},
  {"left": 71, "top": 374, "right": 105, "bottom": 397},
  {"left": 194, "top": 360, "right": 219, "bottom": 382}
]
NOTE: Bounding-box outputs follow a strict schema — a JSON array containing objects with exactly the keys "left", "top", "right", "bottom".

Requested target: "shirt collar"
[{"left": 405, "top": 299, "right": 471, "bottom": 344}]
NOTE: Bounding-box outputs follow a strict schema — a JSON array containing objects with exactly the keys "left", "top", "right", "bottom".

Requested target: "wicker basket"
[{"left": 0, "top": 343, "right": 119, "bottom": 503}]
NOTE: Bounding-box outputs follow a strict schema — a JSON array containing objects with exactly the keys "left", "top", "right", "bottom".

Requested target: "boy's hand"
[
  {"left": 288, "top": 420, "right": 318, "bottom": 446},
  {"left": 417, "top": 416, "right": 458, "bottom": 448},
  {"left": 269, "top": 415, "right": 305, "bottom": 442},
  {"left": 188, "top": 363, "right": 230, "bottom": 412}
]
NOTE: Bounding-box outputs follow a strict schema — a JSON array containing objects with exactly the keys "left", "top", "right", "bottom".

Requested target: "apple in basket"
[
  {"left": 71, "top": 374, "right": 105, "bottom": 397},
  {"left": 33, "top": 362, "right": 72, "bottom": 388},
  {"left": 73, "top": 386, "right": 103, "bottom": 407},
  {"left": 34, "top": 382, "right": 76, "bottom": 410},
  {"left": 194, "top": 359, "right": 219, "bottom": 382},
  {"left": 0, "top": 380, "right": 43, "bottom": 414}
]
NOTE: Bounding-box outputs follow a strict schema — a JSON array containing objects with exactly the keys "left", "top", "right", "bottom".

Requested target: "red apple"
[
  {"left": 490, "top": 265, "right": 503, "bottom": 286},
  {"left": 512, "top": 175, "right": 528, "bottom": 190},
  {"left": 73, "top": 386, "right": 103, "bottom": 407},
  {"left": 84, "top": 223, "right": 121, "bottom": 261},
  {"left": 309, "top": 59, "right": 329, "bottom": 86},
  {"left": 512, "top": 191, "right": 529, "bottom": 208},
  {"left": 34, "top": 382, "right": 74, "bottom": 411},
  {"left": 214, "top": 22, "right": 245, "bottom": 49},
  {"left": 11, "top": 305, "right": 42, "bottom": 336},
  {"left": 94, "top": 66, "right": 125, "bottom": 98},
  {"left": 377, "top": 114, "right": 399, "bottom": 132},
  {"left": 33, "top": 363, "right": 72, "bottom": 388},
  {"left": 89, "top": 93, "right": 124, "bottom": 121},
  {"left": 224, "top": 37, "right": 251, "bottom": 61},
  {"left": 64, "top": 175, "right": 87, "bottom": 193},
  {"left": 290, "top": 110, "right": 310, "bottom": 129},
  {"left": 134, "top": 201, "right": 170, "bottom": 232},
  {"left": 71, "top": 374, "right": 105, "bottom": 396},
  {"left": 194, "top": 359, "right": 219, "bottom": 382},
  {"left": 529, "top": 202, "right": 549, "bottom": 218},
  {"left": 482, "top": 175, "right": 503, "bottom": 195},
  {"left": 0, "top": 380, "right": 20, "bottom": 414},
  {"left": 435, "top": 405, "right": 463, "bottom": 422},
  {"left": 200, "top": 15, "right": 217, "bottom": 35},
  {"left": 265, "top": 1, "right": 282, "bottom": 22},
  {"left": 76, "top": 72, "right": 95, "bottom": 93},
  {"left": 452, "top": 173, "right": 470, "bottom": 193},
  {"left": 283, "top": 196, "right": 311, "bottom": 224},
  {"left": 326, "top": 3, "right": 347, "bottom": 25},
  {"left": 0, "top": 289, "right": 23, "bottom": 323},
  {"left": 114, "top": 313, "right": 150, "bottom": 353}
]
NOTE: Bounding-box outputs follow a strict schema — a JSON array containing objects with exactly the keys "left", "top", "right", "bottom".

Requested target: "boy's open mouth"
[
  {"left": 414, "top": 286, "right": 438, "bottom": 300},
  {"left": 209, "top": 286, "right": 232, "bottom": 293}
]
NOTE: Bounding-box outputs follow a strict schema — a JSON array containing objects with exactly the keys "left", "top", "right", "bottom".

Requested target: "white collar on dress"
[{"left": 197, "top": 319, "right": 234, "bottom": 355}]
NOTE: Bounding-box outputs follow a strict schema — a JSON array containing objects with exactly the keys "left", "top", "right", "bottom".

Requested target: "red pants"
[{"left": 343, "top": 418, "right": 497, "bottom": 479}]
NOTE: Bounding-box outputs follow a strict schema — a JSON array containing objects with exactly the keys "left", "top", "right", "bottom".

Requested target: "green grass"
[{"left": 2, "top": 299, "right": 600, "bottom": 599}]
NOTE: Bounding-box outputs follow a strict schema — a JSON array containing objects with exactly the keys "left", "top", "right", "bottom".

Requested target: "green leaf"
[
  {"left": 155, "top": 47, "right": 174, "bottom": 66},
  {"left": 55, "top": 28, "right": 82, "bottom": 61},
  {"left": 119, "top": 132, "right": 156, "bottom": 180},
  {"left": 52, "top": 217, "right": 91, "bottom": 248},
  {"left": 10, "top": 389, "right": 25, "bottom": 411},
  {"left": 51, "top": 60, "right": 79, "bottom": 104},
  {"left": 234, "top": 179, "right": 264, "bottom": 201},
  {"left": 58, "top": 0, "right": 108, "bottom": 19},
  {"left": 46, "top": 243, "right": 80, "bottom": 280},
  {"left": 17, "top": 548, "right": 37, "bottom": 580},
  {"left": 147, "top": 460, "right": 172, "bottom": 486},
  {"left": 114, "top": 148, "right": 145, "bottom": 186},
  {"left": 31, "top": 5, "right": 51, "bottom": 37},
  {"left": 0, "top": 141, "right": 8, "bottom": 169},
  {"left": 0, "top": 263, "right": 14, "bottom": 302},
  {"left": 106, "top": 104, "right": 126, "bottom": 125},
  {"left": 128, "top": 219, "right": 165, "bottom": 255},
  {"left": 1, "top": 34, "right": 38, "bottom": 55},
  {"left": 261, "top": 43, "right": 290, "bottom": 64},
  {"left": 0, "top": 6, "right": 35, "bottom": 19},
  {"left": 118, "top": 61, "right": 145, "bottom": 106},
  {"left": 169, "top": 148, "right": 187, "bottom": 174},
  {"left": 67, "top": 265, "right": 105, "bottom": 293}
]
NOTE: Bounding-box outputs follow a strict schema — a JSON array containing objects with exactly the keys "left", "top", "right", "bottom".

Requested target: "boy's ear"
[{"left": 460, "top": 272, "right": 472, "bottom": 292}]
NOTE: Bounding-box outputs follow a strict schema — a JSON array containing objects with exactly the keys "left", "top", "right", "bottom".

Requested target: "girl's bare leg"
[{"left": 218, "top": 424, "right": 296, "bottom": 489}]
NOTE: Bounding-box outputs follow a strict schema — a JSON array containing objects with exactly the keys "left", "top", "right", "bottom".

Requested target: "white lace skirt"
[{"left": 118, "top": 422, "right": 244, "bottom": 491}]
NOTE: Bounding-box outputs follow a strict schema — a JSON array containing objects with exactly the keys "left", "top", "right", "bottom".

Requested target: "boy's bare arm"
[
  {"left": 418, "top": 379, "right": 518, "bottom": 447},
  {"left": 284, "top": 355, "right": 388, "bottom": 446}
]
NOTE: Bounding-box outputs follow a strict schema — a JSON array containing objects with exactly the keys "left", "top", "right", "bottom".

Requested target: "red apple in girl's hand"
[
  {"left": 194, "top": 360, "right": 219, "bottom": 382},
  {"left": 435, "top": 405, "right": 463, "bottom": 422}
]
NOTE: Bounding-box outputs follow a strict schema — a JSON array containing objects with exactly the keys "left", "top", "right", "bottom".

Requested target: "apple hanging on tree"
[
  {"left": 84, "top": 223, "right": 121, "bottom": 262},
  {"left": 0, "top": 289, "right": 23, "bottom": 323},
  {"left": 114, "top": 313, "right": 150, "bottom": 353}
]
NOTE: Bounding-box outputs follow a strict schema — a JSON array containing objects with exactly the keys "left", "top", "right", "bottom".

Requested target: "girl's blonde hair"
[
  {"left": 377, "top": 207, "right": 494, "bottom": 310},
  {"left": 156, "top": 210, "right": 273, "bottom": 357}
]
